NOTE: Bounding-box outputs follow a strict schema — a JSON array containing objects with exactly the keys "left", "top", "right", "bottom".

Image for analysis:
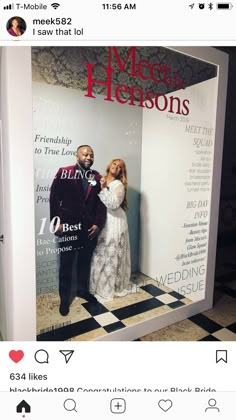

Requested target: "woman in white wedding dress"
[{"left": 90, "top": 159, "right": 131, "bottom": 303}]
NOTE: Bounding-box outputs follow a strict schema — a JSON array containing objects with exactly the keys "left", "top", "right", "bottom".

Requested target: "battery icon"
[{"left": 217, "top": 2, "right": 233, "bottom": 8}]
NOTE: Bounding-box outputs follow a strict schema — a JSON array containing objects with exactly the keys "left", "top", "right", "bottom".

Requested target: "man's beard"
[{"left": 78, "top": 161, "right": 93, "bottom": 170}]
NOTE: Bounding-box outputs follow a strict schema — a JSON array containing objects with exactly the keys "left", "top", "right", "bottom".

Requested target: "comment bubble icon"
[{"left": 34, "top": 349, "right": 49, "bottom": 364}]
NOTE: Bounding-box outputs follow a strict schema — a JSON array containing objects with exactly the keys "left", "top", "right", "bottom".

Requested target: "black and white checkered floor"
[
  {"left": 139, "top": 255, "right": 236, "bottom": 341},
  {"left": 36, "top": 264, "right": 236, "bottom": 342},
  {"left": 36, "top": 275, "right": 192, "bottom": 341}
]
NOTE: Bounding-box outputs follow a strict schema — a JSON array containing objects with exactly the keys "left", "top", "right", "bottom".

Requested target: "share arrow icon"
[{"left": 59, "top": 350, "right": 74, "bottom": 363}]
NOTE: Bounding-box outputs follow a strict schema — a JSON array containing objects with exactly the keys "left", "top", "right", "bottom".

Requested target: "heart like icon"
[
  {"left": 9, "top": 350, "right": 24, "bottom": 363},
  {"left": 158, "top": 399, "right": 173, "bottom": 412}
]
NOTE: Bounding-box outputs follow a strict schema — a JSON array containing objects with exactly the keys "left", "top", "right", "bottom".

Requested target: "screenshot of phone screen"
[{"left": 0, "top": 1, "right": 235, "bottom": 418}]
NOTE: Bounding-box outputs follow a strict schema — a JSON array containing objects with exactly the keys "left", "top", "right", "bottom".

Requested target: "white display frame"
[{"left": 0, "top": 46, "right": 228, "bottom": 341}]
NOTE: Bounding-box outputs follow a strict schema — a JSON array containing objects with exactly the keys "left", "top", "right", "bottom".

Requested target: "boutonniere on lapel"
[{"left": 88, "top": 174, "right": 97, "bottom": 186}]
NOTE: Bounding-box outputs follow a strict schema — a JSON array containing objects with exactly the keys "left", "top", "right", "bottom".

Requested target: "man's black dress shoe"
[
  {"left": 77, "top": 291, "right": 97, "bottom": 303},
  {"left": 59, "top": 301, "right": 70, "bottom": 316}
]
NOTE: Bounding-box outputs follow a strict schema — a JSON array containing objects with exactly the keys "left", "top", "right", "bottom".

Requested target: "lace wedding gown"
[{"left": 90, "top": 179, "right": 131, "bottom": 303}]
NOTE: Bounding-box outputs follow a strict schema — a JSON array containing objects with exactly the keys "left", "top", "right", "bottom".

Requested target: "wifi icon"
[{"left": 51, "top": 3, "right": 60, "bottom": 9}]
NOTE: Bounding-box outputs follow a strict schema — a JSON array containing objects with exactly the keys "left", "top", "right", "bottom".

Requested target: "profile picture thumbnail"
[{"left": 6, "top": 16, "right": 26, "bottom": 37}]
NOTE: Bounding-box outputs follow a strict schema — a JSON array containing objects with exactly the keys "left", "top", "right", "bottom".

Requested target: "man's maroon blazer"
[{"left": 49, "top": 164, "right": 106, "bottom": 230}]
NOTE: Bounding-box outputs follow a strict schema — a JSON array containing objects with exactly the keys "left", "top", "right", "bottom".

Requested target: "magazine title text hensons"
[{"left": 85, "top": 47, "right": 190, "bottom": 115}]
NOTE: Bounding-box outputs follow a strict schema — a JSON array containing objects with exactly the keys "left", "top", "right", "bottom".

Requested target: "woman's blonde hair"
[{"left": 105, "top": 159, "right": 128, "bottom": 210}]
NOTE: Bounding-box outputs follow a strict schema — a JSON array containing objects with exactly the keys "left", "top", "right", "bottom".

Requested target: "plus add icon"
[{"left": 110, "top": 398, "right": 126, "bottom": 414}]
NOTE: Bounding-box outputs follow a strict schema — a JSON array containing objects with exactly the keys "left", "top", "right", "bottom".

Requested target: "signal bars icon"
[
  {"left": 51, "top": 2, "right": 60, "bottom": 9},
  {"left": 3, "top": 3, "right": 14, "bottom": 9}
]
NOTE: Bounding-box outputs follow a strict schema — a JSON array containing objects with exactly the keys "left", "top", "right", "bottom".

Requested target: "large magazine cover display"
[{"left": 32, "top": 46, "right": 218, "bottom": 341}]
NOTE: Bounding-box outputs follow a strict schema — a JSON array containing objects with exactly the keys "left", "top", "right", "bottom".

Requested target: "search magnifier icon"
[{"left": 63, "top": 398, "right": 77, "bottom": 412}]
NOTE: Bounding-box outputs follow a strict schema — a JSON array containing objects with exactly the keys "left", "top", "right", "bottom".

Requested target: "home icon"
[{"left": 16, "top": 400, "right": 31, "bottom": 413}]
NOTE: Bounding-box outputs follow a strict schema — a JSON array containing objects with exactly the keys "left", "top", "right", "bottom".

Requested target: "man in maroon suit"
[{"left": 50, "top": 145, "right": 106, "bottom": 316}]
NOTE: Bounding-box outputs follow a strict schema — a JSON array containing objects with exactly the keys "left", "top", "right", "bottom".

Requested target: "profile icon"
[
  {"left": 205, "top": 398, "right": 220, "bottom": 412},
  {"left": 6, "top": 16, "right": 26, "bottom": 37}
]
